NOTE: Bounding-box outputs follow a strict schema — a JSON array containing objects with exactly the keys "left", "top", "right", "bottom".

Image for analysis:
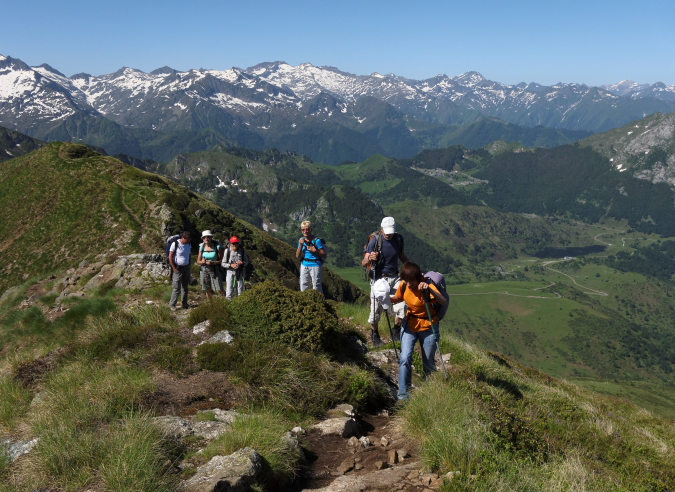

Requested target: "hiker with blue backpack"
[
  {"left": 295, "top": 220, "right": 326, "bottom": 294},
  {"left": 388, "top": 261, "right": 448, "bottom": 400},
  {"left": 196, "top": 230, "right": 225, "bottom": 300}
]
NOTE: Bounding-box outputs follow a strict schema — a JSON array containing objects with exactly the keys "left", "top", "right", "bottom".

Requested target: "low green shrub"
[
  {"left": 187, "top": 298, "right": 231, "bottom": 336},
  {"left": 201, "top": 411, "right": 300, "bottom": 489},
  {"left": 152, "top": 346, "right": 195, "bottom": 377},
  {"left": 196, "top": 339, "right": 387, "bottom": 416},
  {"left": 0, "top": 376, "right": 31, "bottom": 430},
  {"left": 228, "top": 280, "right": 339, "bottom": 352}
]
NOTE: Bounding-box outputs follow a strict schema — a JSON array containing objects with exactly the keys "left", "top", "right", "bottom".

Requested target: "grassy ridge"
[{"left": 0, "top": 142, "right": 362, "bottom": 301}]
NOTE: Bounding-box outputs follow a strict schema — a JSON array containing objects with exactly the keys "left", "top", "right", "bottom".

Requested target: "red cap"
[{"left": 229, "top": 236, "right": 240, "bottom": 244}]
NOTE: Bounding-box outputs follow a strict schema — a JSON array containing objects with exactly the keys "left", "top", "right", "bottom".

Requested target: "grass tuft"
[{"left": 0, "top": 376, "right": 31, "bottom": 431}]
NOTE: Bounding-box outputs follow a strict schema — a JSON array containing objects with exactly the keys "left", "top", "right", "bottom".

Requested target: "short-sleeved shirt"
[
  {"left": 395, "top": 282, "right": 442, "bottom": 332},
  {"left": 366, "top": 234, "right": 402, "bottom": 278},
  {"left": 298, "top": 237, "right": 324, "bottom": 267},
  {"left": 170, "top": 240, "right": 191, "bottom": 266},
  {"left": 200, "top": 244, "right": 219, "bottom": 262}
]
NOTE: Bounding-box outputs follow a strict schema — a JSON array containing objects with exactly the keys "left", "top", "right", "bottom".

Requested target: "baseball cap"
[
  {"left": 229, "top": 236, "right": 240, "bottom": 244},
  {"left": 381, "top": 217, "right": 396, "bottom": 235},
  {"left": 201, "top": 230, "right": 213, "bottom": 238},
  {"left": 372, "top": 278, "right": 392, "bottom": 310}
]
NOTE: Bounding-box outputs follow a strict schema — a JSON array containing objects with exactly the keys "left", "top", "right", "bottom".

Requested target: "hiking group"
[
  {"left": 166, "top": 216, "right": 447, "bottom": 401},
  {"left": 364, "top": 217, "right": 448, "bottom": 401},
  {"left": 167, "top": 230, "right": 249, "bottom": 310}
]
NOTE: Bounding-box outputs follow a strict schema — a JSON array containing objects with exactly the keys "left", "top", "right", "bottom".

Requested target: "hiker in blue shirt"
[{"left": 295, "top": 220, "right": 326, "bottom": 294}]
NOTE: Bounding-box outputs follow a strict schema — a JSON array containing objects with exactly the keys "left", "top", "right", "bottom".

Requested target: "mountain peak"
[
  {"left": 33, "top": 63, "right": 67, "bottom": 78},
  {"left": 454, "top": 71, "right": 486, "bottom": 86},
  {"left": 150, "top": 66, "right": 176, "bottom": 75}
]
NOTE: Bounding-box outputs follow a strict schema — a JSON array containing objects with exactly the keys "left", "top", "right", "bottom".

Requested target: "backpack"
[
  {"left": 165, "top": 234, "right": 181, "bottom": 274},
  {"left": 400, "top": 271, "right": 449, "bottom": 322},
  {"left": 363, "top": 231, "right": 404, "bottom": 280},
  {"left": 300, "top": 237, "right": 328, "bottom": 264}
]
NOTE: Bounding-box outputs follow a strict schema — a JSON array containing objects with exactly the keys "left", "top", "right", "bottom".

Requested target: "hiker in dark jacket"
[
  {"left": 362, "top": 217, "right": 409, "bottom": 347},
  {"left": 295, "top": 220, "right": 326, "bottom": 294},
  {"left": 196, "top": 230, "right": 224, "bottom": 300},
  {"left": 389, "top": 261, "right": 446, "bottom": 400},
  {"left": 168, "top": 231, "right": 192, "bottom": 311},
  {"left": 223, "top": 236, "right": 249, "bottom": 300}
]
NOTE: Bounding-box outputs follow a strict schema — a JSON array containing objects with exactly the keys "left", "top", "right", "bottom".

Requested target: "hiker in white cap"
[
  {"left": 362, "top": 217, "right": 409, "bottom": 347},
  {"left": 196, "top": 230, "right": 224, "bottom": 300}
]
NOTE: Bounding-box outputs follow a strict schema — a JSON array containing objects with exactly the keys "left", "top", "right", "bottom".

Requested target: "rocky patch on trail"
[
  {"left": 154, "top": 410, "right": 238, "bottom": 441},
  {"left": 180, "top": 447, "right": 262, "bottom": 492},
  {"left": 298, "top": 406, "right": 442, "bottom": 492}
]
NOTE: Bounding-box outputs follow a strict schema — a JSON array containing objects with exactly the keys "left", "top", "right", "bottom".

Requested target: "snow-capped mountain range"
[{"left": 2, "top": 53, "right": 675, "bottom": 163}]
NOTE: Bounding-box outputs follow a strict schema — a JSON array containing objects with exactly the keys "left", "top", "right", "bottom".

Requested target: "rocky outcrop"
[
  {"left": 181, "top": 447, "right": 262, "bottom": 492},
  {"left": 1, "top": 437, "right": 40, "bottom": 462},
  {"left": 83, "top": 253, "right": 174, "bottom": 292},
  {"left": 313, "top": 418, "right": 359, "bottom": 438}
]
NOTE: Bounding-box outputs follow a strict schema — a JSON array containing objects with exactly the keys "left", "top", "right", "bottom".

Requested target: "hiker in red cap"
[{"left": 223, "top": 236, "right": 249, "bottom": 299}]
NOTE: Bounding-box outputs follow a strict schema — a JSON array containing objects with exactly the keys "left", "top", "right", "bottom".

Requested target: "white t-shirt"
[{"left": 170, "top": 240, "right": 191, "bottom": 266}]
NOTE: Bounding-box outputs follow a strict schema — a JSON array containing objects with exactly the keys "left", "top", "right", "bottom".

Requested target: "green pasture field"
[{"left": 329, "top": 267, "right": 370, "bottom": 292}]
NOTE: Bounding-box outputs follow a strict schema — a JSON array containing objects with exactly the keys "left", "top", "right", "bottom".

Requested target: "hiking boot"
[{"left": 370, "top": 330, "right": 384, "bottom": 348}]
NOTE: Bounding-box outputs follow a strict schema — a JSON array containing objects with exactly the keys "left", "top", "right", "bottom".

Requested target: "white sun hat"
[
  {"left": 381, "top": 217, "right": 396, "bottom": 234},
  {"left": 372, "top": 278, "right": 392, "bottom": 310},
  {"left": 201, "top": 230, "right": 213, "bottom": 238}
]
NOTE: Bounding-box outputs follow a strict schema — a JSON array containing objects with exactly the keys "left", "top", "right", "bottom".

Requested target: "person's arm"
[
  {"left": 169, "top": 250, "right": 178, "bottom": 273},
  {"left": 399, "top": 251, "right": 410, "bottom": 264},
  {"left": 296, "top": 239, "right": 304, "bottom": 259},
  {"left": 420, "top": 283, "right": 446, "bottom": 305},
  {"left": 390, "top": 295, "right": 403, "bottom": 304},
  {"left": 197, "top": 247, "right": 204, "bottom": 265},
  {"left": 314, "top": 239, "right": 327, "bottom": 259},
  {"left": 242, "top": 250, "right": 250, "bottom": 267},
  {"left": 362, "top": 238, "right": 377, "bottom": 266}
]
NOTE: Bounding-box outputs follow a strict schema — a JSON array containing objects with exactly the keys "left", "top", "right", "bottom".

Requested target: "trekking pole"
[
  {"left": 383, "top": 309, "right": 399, "bottom": 362},
  {"left": 204, "top": 264, "right": 213, "bottom": 297},
  {"left": 422, "top": 291, "right": 448, "bottom": 380}
]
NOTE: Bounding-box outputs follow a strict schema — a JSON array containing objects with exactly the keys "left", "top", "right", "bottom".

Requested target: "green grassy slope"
[{"left": 0, "top": 142, "right": 361, "bottom": 301}]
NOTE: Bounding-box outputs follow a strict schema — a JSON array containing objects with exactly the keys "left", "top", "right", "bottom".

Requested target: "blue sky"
[{"left": 1, "top": 0, "right": 673, "bottom": 86}]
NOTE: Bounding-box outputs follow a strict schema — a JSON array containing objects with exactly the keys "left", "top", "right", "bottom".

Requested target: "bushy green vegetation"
[
  {"left": 474, "top": 145, "right": 675, "bottom": 237},
  {"left": 400, "top": 334, "right": 675, "bottom": 490},
  {"left": 606, "top": 240, "right": 675, "bottom": 282},
  {"left": 196, "top": 338, "right": 385, "bottom": 417}
]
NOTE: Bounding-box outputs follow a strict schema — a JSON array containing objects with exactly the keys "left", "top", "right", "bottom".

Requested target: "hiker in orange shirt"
[{"left": 389, "top": 261, "right": 447, "bottom": 400}]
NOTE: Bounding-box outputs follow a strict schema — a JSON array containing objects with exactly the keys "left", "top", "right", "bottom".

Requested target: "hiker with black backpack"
[
  {"left": 362, "top": 217, "right": 409, "bottom": 347},
  {"left": 296, "top": 221, "right": 326, "bottom": 294},
  {"left": 223, "top": 236, "right": 249, "bottom": 300},
  {"left": 168, "top": 231, "right": 192, "bottom": 311},
  {"left": 388, "top": 261, "right": 447, "bottom": 400},
  {"left": 196, "top": 230, "right": 224, "bottom": 300}
]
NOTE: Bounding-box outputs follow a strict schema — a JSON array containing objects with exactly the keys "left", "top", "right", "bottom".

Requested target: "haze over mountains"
[{"left": 2, "top": 53, "right": 675, "bottom": 164}]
